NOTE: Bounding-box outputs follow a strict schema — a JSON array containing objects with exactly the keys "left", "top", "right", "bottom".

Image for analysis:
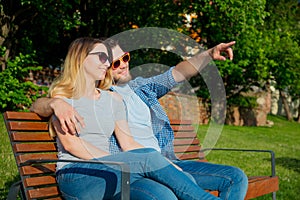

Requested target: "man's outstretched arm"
[
  {"left": 172, "top": 41, "right": 235, "bottom": 82},
  {"left": 30, "top": 97, "right": 85, "bottom": 134}
]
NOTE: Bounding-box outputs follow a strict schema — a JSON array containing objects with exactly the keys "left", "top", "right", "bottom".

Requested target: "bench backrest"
[{"left": 4, "top": 111, "right": 61, "bottom": 199}]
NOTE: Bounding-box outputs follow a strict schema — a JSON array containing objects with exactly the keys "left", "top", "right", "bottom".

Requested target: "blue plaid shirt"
[{"left": 109, "top": 67, "right": 178, "bottom": 159}]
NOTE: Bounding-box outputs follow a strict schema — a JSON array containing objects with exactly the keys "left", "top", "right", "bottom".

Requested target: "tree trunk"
[{"left": 279, "top": 90, "right": 293, "bottom": 121}]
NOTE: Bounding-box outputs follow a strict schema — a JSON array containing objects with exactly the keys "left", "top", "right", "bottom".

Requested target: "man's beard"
[{"left": 114, "top": 73, "right": 132, "bottom": 85}]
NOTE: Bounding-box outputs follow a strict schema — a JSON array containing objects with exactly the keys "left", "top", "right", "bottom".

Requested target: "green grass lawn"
[
  {"left": 197, "top": 115, "right": 300, "bottom": 200},
  {"left": 0, "top": 114, "right": 19, "bottom": 200},
  {"left": 0, "top": 114, "right": 299, "bottom": 199}
]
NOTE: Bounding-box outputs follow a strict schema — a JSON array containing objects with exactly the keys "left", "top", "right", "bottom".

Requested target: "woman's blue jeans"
[{"left": 56, "top": 148, "right": 220, "bottom": 200}]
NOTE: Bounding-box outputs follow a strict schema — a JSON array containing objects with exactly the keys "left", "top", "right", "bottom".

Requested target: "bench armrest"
[
  {"left": 200, "top": 148, "right": 276, "bottom": 177},
  {"left": 21, "top": 159, "right": 130, "bottom": 200}
]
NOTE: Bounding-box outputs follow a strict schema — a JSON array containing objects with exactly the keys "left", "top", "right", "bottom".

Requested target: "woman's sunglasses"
[
  {"left": 89, "top": 52, "right": 109, "bottom": 64},
  {"left": 111, "top": 52, "right": 130, "bottom": 70}
]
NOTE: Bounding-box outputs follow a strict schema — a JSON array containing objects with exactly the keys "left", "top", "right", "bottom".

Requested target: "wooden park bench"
[{"left": 3, "top": 111, "right": 279, "bottom": 200}]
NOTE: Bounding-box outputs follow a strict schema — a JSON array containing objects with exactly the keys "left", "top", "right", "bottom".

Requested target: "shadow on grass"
[
  {"left": 276, "top": 157, "right": 300, "bottom": 173},
  {"left": 0, "top": 175, "right": 21, "bottom": 199}
]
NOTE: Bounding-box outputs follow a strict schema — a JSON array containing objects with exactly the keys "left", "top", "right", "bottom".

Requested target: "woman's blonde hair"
[{"left": 49, "top": 37, "right": 112, "bottom": 99}]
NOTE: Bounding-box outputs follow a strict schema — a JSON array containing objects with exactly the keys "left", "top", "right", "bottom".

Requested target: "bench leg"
[
  {"left": 7, "top": 180, "right": 26, "bottom": 200},
  {"left": 7, "top": 180, "right": 21, "bottom": 200}
]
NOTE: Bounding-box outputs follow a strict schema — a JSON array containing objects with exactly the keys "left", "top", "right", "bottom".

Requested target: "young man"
[{"left": 31, "top": 39, "right": 248, "bottom": 200}]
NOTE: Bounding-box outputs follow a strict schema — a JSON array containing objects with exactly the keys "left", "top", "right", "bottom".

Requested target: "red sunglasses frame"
[{"left": 111, "top": 52, "right": 130, "bottom": 70}]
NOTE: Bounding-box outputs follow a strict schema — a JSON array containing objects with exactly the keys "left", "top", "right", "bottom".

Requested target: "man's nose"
[{"left": 119, "top": 61, "right": 128, "bottom": 69}]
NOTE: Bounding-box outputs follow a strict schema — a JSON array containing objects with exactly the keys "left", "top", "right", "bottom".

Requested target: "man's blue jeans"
[
  {"left": 173, "top": 160, "right": 248, "bottom": 200},
  {"left": 114, "top": 178, "right": 178, "bottom": 200},
  {"left": 117, "top": 159, "right": 248, "bottom": 200},
  {"left": 113, "top": 171, "right": 196, "bottom": 200},
  {"left": 56, "top": 148, "right": 220, "bottom": 200}
]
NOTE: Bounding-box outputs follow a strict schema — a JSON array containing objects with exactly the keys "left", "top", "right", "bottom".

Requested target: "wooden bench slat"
[
  {"left": 4, "top": 111, "right": 46, "bottom": 121},
  {"left": 20, "top": 164, "right": 56, "bottom": 175},
  {"left": 169, "top": 119, "right": 192, "bottom": 125},
  {"left": 175, "top": 152, "right": 201, "bottom": 160},
  {"left": 44, "top": 197, "right": 63, "bottom": 200},
  {"left": 17, "top": 153, "right": 57, "bottom": 165},
  {"left": 208, "top": 190, "right": 219, "bottom": 196},
  {"left": 173, "top": 138, "right": 200, "bottom": 145},
  {"left": 173, "top": 145, "right": 200, "bottom": 153},
  {"left": 12, "top": 132, "right": 53, "bottom": 141},
  {"left": 248, "top": 176, "right": 271, "bottom": 182},
  {"left": 25, "top": 176, "right": 57, "bottom": 187},
  {"left": 174, "top": 131, "right": 198, "bottom": 138},
  {"left": 8, "top": 121, "right": 49, "bottom": 131},
  {"left": 27, "top": 186, "right": 60, "bottom": 199},
  {"left": 171, "top": 125, "right": 195, "bottom": 132},
  {"left": 245, "top": 176, "right": 279, "bottom": 199},
  {"left": 14, "top": 143, "right": 57, "bottom": 153}
]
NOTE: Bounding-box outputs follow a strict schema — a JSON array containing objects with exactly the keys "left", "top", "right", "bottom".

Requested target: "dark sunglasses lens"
[
  {"left": 113, "top": 60, "right": 121, "bottom": 69},
  {"left": 123, "top": 54, "right": 130, "bottom": 62},
  {"left": 99, "top": 53, "right": 108, "bottom": 63}
]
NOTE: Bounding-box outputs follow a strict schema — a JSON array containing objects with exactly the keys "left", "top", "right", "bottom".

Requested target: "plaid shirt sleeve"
[
  {"left": 128, "top": 67, "right": 178, "bottom": 98},
  {"left": 109, "top": 133, "right": 122, "bottom": 154}
]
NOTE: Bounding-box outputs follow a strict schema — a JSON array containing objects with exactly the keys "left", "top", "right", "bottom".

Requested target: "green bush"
[{"left": 0, "top": 47, "right": 47, "bottom": 112}]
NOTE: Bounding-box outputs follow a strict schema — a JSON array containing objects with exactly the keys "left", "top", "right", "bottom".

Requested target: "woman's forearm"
[
  {"left": 63, "top": 136, "right": 109, "bottom": 159},
  {"left": 52, "top": 119, "right": 109, "bottom": 159},
  {"left": 122, "top": 140, "right": 144, "bottom": 151},
  {"left": 114, "top": 120, "right": 144, "bottom": 151}
]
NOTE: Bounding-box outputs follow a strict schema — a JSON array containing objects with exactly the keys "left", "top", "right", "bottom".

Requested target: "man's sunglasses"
[
  {"left": 111, "top": 52, "right": 130, "bottom": 70},
  {"left": 89, "top": 52, "right": 109, "bottom": 64}
]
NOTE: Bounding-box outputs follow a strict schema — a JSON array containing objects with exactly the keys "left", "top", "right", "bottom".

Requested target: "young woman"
[{"left": 49, "top": 37, "right": 220, "bottom": 200}]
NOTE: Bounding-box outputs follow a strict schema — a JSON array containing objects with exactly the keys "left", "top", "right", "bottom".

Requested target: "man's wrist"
[
  {"left": 207, "top": 48, "right": 214, "bottom": 58},
  {"left": 187, "top": 50, "right": 211, "bottom": 67},
  {"left": 49, "top": 98, "right": 61, "bottom": 113}
]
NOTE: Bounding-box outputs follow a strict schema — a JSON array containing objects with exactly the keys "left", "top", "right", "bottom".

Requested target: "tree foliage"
[
  {"left": 0, "top": 0, "right": 300, "bottom": 116},
  {"left": 263, "top": 0, "right": 300, "bottom": 120},
  {"left": 178, "top": 0, "right": 271, "bottom": 107}
]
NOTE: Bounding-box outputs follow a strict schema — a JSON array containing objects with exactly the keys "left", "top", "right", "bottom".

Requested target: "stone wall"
[
  {"left": 158, "top": 92, "right": 209, "bottom": 124},
  {"left": 159, "top": 91, "right": 273, "bottom": 126},
  {"left": 270, "top": 87, "right": 300, "bottom": 118},
  {"left": 225, "top": 91, "right": 272, "bottom": 126}
]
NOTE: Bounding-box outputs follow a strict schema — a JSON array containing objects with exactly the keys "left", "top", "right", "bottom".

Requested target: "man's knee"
[
  {"left": 229, "top": 166, "right": 248, "bottom": 187},
  {"left": 130, "top": 178, "right": 178, "bottom": 200}
]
